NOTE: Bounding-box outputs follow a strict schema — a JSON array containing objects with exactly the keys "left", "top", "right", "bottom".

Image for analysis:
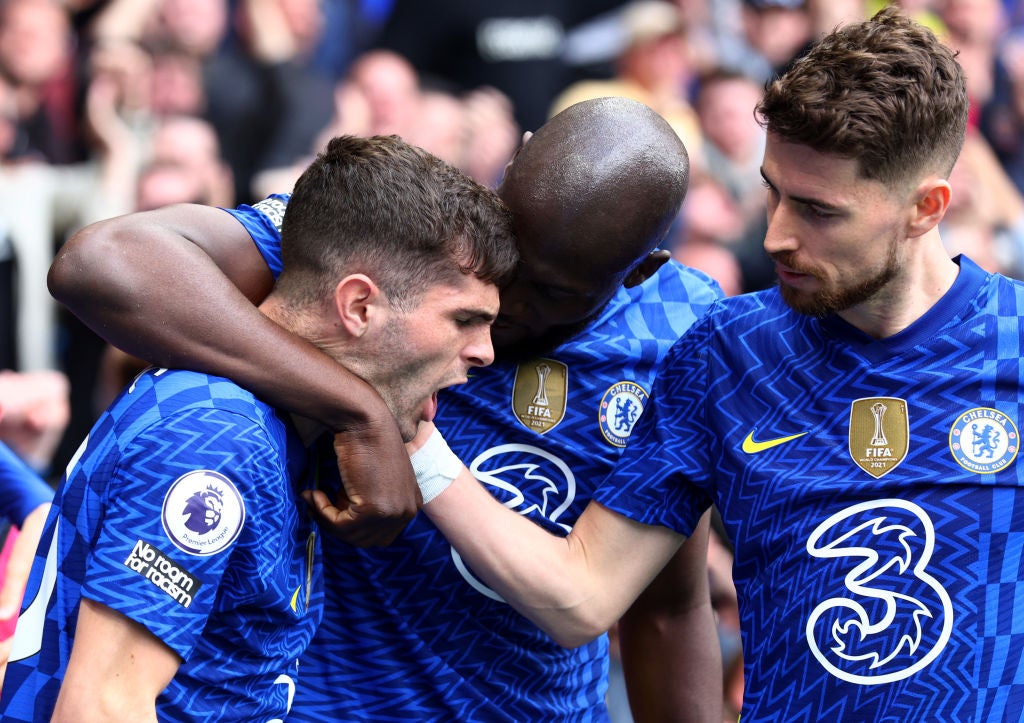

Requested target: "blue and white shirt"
[
  {"left": 0, "top": 442, "right": 53, "bottom": 527},
  {"left": 1, "top": 368, "right": 322, "bottom": 721},
  {"left": 598, "top": 255, "right": 1024, "bottom": 721},
  {"left": 228, "top": 195, "right": 724, "bottom": 721}
]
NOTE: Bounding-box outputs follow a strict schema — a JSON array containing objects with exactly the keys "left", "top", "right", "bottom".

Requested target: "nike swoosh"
[{"left": 741, "top": 430, "right": 808, "bottom": 454}]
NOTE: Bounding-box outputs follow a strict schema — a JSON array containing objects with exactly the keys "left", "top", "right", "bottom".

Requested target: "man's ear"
[
  {"left": 623, "top": 250, "right": 671, "bottom": 288},
  {"left": 333, "top": 274, "right": 381, "bottom": 337},
  {"left": 907, "top": 177, "right": 952, "bottom": 239}
]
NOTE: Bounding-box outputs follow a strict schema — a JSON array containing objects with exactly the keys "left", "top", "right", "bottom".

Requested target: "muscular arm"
[
  {"left": 619, "top": 510, "right": 722, "bottom": 723},
  {"left": 49, "top": 205, "right": 418, "bottom": 545},
  {"left": 52, "top": 597, "right": 180, "bottom": 722},
  {"left": 310, "top": 454, "right": 686, "bottom": 648}
]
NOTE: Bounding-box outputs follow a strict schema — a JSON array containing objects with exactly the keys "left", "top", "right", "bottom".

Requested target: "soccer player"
[
  {"left": 396, "top": 7, "right": 1024, "bottom": 721},
  {"left": 47, "top": 98, "right": 725, "bottom": 720},
  {"left": 1, "top": 135, "right": 517, "bottom": 721},
  {"left": 0, "top": 441, "right": 51, "bottom": 684}
]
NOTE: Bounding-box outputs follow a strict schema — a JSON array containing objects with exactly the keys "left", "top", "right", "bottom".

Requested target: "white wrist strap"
[{"left": 409, "top": 428, "right": 462, "bottom": 504}]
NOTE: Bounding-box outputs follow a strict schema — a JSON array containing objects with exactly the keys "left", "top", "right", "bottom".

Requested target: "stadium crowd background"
[{"left": 1, "top": 0, "right": 1023, "bottom": 718}]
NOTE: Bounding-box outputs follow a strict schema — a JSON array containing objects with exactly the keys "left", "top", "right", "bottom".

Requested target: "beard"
[{"left": 774, "top": 241, "right": 899, "bottom": 317}]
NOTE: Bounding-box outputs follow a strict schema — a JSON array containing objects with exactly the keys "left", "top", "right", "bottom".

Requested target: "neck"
[{"left": 837, "top": 233, "right": 960, "bottom": 339}]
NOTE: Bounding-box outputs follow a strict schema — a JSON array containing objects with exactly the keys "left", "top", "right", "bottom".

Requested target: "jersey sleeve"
[
  {"left": 79, "top": 407, "right": 283, "bottom": 661},
  {"left": 221, "top": 194, "right": 288, "bottom": 279},
  {"left": 0, "top": 442, "right": 53, "bottom": 526},
  {"left": 593, "top": 312, "right": 718, "bottom": 536}
]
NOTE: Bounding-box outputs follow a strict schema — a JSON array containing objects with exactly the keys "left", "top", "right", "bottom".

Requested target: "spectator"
[
  {"left": 0, "top": 368, "right": 69, "bottom": 476},
  {"left": 374, "top": 0, "right": 626, "bottom": 132},
  {"left": 0, "top": 0, "right": 83, "bottom": 164},
  {"left": 693, "top": 66, "right": 773, "bottom": 291},
  {"left": 942, "top": 130, "right": 1024, "bottom": 275},
  {"left": 0, "top": 64, "right": 137, "bottom": 372},
  {"left": 550, "top": 0, "right": 705, "bottom": 168},
  {"left": 459, "top": 85, "right": 520, "bottom": 187},
  {"left": 671, "top": 175, "right": 746, "bottom": 296}
]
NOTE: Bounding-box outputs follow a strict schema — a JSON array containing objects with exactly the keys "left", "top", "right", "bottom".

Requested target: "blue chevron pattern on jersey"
[
  {"left": 0, "top": 368, "right": 322, "bottom": 722},
  {"left": 597, "top": 255, "right": 1024, "bottom": 721},
  {"left": 228, "top": 197, "right": 724, "bottom": 720}
]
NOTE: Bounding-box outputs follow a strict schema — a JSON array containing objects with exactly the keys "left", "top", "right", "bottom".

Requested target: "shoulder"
[
  {"left": 671, "top": 287, "right": 786, "bottom": 348},
  {"left": 601, "top": 260, "right": 725, "bottom": 336},
  {"left": 220, "top": 194, "right": 290, "bottom": 276},
  {"left": 660, "top": 259, "right": 728, "bottom": 304},
  {"left": 111, "top": 368, "right": 282, "bottom": 440}
]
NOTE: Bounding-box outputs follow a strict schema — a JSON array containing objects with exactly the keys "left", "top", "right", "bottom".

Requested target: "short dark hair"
[
  {"left": 277, "top": 135, "right": 518, "bottom": 310},
  {"left": 756, "top": 6, "right": 968, "bottom": 187}
]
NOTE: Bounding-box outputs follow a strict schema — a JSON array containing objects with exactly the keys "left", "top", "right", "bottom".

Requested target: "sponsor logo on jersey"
[
  {"left": 162, "top": 470, "right": 246, "bottom": 555},
  {"left": 453, "top": 443, "right": 577, "bottom": 600},
  {"left": 849, "top": 397, "right": 908, "bottom": 478},
  {"left": 512, "top": 358, "right": 567, "bottom": 434},
  {"left": 253, "top": 196, "right": 287, "bottom": 232},
  {"left": 124, "top": 539, "right": 203, "bottom": 608},
  {"left": 599, "top": 381, "right": 648, "bottom": 447},
  {"left": 741, "top": 429, "right": 808, "bottom": 454},
  {"left": 949, "top": 407, "right": 1019, "bottom": 474},
  {"left": 805, "top": 499, "right": 953, "bottom": 685}
]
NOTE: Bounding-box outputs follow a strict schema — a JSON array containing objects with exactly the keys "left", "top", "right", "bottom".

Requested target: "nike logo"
[{"left": 742, "top": 429, "right": 808, "bottom": 454}]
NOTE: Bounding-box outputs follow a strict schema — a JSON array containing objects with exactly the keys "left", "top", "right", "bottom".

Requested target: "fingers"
[{"left": 300, "top": 490, "right": 413, "bottom": 547}]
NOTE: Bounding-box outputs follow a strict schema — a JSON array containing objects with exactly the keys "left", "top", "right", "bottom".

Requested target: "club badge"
[
  {"left": 849, "top": 397, "right": 909, "bottom": 478},
  {"left": 162, "top": 470, "right": 246, "bottom": 556},
  {"left": 512, "top": 359, "right": 567, "bottom": 434},
  {"left": 599, "top": 381, "right": 649, "bottom": 447},
  {"left": 949, "top": 407, "right": 1019, "bottom": 474}
]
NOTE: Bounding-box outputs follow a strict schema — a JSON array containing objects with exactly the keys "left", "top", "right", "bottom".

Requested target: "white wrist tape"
[{"left": 409, "top": 428, "right": 462, "bottom": 504}]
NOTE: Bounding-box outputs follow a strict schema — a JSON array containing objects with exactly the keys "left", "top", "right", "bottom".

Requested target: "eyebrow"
[
  {"left": 760, "top": 167, "right": 844, "bottom": 213},
  {"left": 459, "top": 307, "right": 499, "bottom": 324}
]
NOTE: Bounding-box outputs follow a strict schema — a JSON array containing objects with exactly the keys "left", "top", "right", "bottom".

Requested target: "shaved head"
[
  {"left": 502, "top": 96, "right": 689, "bottom": 271},
  {"left": 493, "top": 97, "right": 691, "bottom": 357}
]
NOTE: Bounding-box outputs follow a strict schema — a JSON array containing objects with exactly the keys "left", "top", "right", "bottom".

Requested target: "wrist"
[{"left": 409, "top": 428, "right": 461, "bottom": 504}]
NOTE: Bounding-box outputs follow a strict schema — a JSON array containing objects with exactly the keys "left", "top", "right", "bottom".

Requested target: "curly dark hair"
[
  {"left": 756, "top": 6, "right": 968, "bottom": 188},
  {"left": 276, "top": 134, "right": 519, "bottom": 310}
]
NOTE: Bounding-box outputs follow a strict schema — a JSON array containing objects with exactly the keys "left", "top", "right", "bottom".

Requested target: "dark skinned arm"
[
  {"left": 48, "top": 204, "right": 418, "bottom": 546},
  {"left": 617, "top": 510, "right": 723, "bottom": 722}
]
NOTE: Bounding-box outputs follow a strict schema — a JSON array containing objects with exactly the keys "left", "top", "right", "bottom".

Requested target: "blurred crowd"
[{"left": 1, "top": 0, "right": 1024, "bottom": 717}]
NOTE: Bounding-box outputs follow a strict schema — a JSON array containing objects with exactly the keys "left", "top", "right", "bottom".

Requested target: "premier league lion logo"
[
  {"left": 162, "top": 470, "right": 246, "bottom": 555},
  {"left": 181, "top": 485, "right": 225, "bottom": 534}
]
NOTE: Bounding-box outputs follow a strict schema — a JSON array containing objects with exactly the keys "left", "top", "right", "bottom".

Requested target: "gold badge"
[
  {"left": 849, "top": 397, "right": 909, "bottom": 478},
  {"left": 512, "top": 359, "right": 567, "bottom": 435}
]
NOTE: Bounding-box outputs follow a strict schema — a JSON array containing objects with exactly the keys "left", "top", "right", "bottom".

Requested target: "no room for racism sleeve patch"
[{"left": 123, "top": 539, "right": 203, "bottom": 608}]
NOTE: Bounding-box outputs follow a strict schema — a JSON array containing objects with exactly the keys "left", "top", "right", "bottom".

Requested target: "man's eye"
[{"left": 802, "top": 203, "right": 835, "bottom": 220}]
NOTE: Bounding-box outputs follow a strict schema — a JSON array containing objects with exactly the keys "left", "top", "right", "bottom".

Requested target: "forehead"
[
  {"left": 762, "top": 135, "right": 883, "bottom": 202},
  {"left": 416, "top": 272, "right": 500, "bottom": 312}
]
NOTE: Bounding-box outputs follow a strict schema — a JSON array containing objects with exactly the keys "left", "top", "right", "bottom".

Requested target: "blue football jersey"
[
  {"left": 1, "top": 368, "right": 322, "bottom": 722},
  {"left": 226, "top": 196, "right": 724, "bottom": 720},
  {"left": 597, "top": 256, "right": 1024, "bottom": 721},
  {"left": 0, "top": 442, "right": 53, "bottom": 527}
]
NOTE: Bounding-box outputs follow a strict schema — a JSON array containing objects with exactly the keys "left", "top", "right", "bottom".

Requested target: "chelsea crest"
[{"left": 599, "top": 381, "right": 648, "bottom": 447}]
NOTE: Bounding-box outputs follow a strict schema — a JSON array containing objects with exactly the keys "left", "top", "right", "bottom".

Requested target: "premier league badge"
[{"left": 162, "top": 470, "right": 246, "bottom": 556}]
